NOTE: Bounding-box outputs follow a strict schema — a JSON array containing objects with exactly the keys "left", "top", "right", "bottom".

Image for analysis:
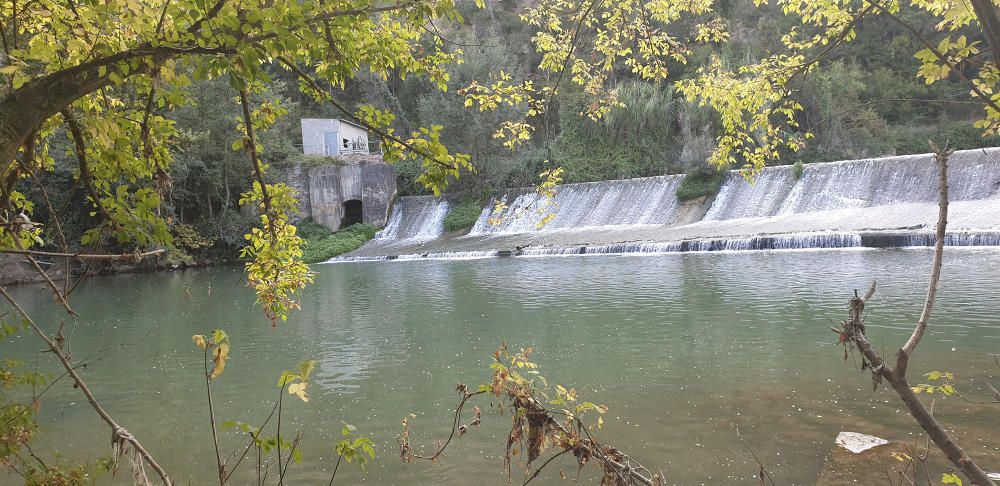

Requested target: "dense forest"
[{"left": 16, "top": 0, "right": 1000, "bottom": 264}]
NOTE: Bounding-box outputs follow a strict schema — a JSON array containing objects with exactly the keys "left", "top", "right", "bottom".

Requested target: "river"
[{"left": 4, "top": 248, "right": 999, "bottom": 484}]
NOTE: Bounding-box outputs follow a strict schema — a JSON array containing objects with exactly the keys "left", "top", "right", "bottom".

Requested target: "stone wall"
[
  {"left": 271, "top": 163, "right": 312, "bottom": 222},
  {"left": 266, "top": 152, "right": 396, "bottom": 230},
  {"left": 306, "top": 163, "right": 397, "bottom": 230},
  {"left": 360, "top": 163, "right": 396, "bottom": 227}
]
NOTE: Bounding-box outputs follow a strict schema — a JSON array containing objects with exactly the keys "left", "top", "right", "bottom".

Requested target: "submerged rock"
[
  {"left": 816, "top": 432, "right": 906, "bottom": 485},
  {"left": 835, "top": 431, "right": 890, "bottom": 454}
]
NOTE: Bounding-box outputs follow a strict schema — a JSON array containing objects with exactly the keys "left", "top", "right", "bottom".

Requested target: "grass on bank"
[
  {"left": 443, "top": 200, "right": 483, "bottom": 232},
  {"left": 676, "top": 167, "right": 726, "bottom": 201},
  {"left": 300, "top": 221, "right": 377, "bottom": 263}
]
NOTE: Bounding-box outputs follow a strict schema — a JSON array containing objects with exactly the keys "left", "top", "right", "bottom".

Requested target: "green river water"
[{"left": 3, "top": 249, "right": 999, "bottom": 484}]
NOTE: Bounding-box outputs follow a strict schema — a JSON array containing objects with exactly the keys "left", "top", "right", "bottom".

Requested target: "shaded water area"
[{"left": 4, "top": 249, "right": 1000, "bottom": 484}]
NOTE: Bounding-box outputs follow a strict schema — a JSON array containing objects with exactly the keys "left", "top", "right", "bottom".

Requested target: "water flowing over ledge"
[
  {"left": 374, "top": 195, "right": 449, "bottom": 241},
  {"left": 332, "top": 148, "right": 1000, "bottom": 262}
]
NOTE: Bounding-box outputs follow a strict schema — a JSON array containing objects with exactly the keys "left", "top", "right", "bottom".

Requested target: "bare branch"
[
  {"left": 862, "top": 280, "right": 877, "bottom": 304},
  {"left": 0, "top": 287, "right": 172, "bottom": 486},
  {"left": 0, "top": 248, "right": 165, "bottom": 260},
  {"left": 900, "top": 144, "right": 952, "bottom": 358}
]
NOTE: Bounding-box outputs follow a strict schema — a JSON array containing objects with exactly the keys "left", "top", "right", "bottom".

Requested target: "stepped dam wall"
[{"left": 333, "top": 148, "right": 1000, "bottom": 261}]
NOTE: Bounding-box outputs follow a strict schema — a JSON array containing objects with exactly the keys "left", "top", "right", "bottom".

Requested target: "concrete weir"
[{"left": 331, "top": 148, "right": 1000, "bottom": 262}]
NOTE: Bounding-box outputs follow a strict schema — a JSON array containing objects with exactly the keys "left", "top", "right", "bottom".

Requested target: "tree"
[
  {"left": 462, "top": 1, "right": 1000, "bottom": 484},
  {"left": 0, "top": 0, "right": 477, "bottom": 483},
  {"left": 4, "top": 0, "right": 1000, "bottom": 484}
]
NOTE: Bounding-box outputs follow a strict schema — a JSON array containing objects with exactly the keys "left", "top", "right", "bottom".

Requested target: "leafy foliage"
[
  {"left": 911, "top": 370, "right": 958, "bottom": 396},
  {"left": 676, "top": 166, "right": 726, "bottom": 201},
  {"left": 442, "top": 200, "right": 483, "bottom": 232},
  {"left": 293, "top": 218, "right": 335, "bottom": 241},
  {"left": 192, "top": 329, "right": 231, "bottom": 380},
  {"left": 335, "top": 423, "right": 376, "bottom": 472},
  {"left": 300, "top": 223, "right": 377, "bottom": 264}
]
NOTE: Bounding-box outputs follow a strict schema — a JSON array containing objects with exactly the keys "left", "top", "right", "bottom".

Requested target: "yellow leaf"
[
  {"left": 288, "top": 382, "right": 309, "bottom": 402},
  {"left": 193, "top": 335, "right": 207, "bottom": 350},
  {"left": 211, "top": 343, "right": 230, "bottom": 379}
]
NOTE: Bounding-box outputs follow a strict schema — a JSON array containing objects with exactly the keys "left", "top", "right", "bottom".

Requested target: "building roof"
[
  {"left": 338, "top": 118, "right": 370, "bottom": 131},
  {"left": 300, "top": 118, "right": 370, "bottom": 132}
]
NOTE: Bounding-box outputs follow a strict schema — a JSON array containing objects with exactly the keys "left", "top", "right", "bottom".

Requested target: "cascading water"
[
  {"left": 469, "top": 175, "right": 685, "bottom": 235},
  {"left": 705, "top": 149, "right": 1000, "bottom": 221},
  {"left": 375, "top": 196, "right": 450, "bottom": 241},
  {"left": 703, "top": 166, "right": 798, "bottom": 221},
  {"left": 332, "top": 148, "right": 1000, "bottom": 262}
]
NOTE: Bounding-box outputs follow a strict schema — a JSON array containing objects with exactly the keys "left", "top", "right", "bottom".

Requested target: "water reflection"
[{"left": 3, "top": 248, "right": 999, "bottom": 484}]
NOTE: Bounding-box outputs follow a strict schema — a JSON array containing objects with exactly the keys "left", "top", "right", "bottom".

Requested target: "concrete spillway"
[
  {"left": 375, "top": 196, "right": 450, "bottom": 241},
  {"left": 468, "top": 175, "right": 686, "bottom": 235},
  {"left": 337, "top": 148, "right": 1000, "bottom": 262}
]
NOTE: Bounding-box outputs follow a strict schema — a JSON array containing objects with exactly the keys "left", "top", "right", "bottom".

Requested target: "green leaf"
[
  {"left": 298, "top": 359, "right": 316, "bottom": 380},
  {"left": 277, "top": 371, "right": 300, "bottom": 387},
  {"left": 212, "top": 329, "right": 228, "bottom": 345}
]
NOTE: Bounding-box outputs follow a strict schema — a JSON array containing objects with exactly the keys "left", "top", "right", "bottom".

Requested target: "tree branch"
[
  {"left": 874, "top": 3, "right": 1000, "bottom": 121},
  {"left": 969, "top": 0, "right": 1000, "bottom": 67},
  {"left": 0, "top": 248, "right": 164, "bottom": 260},
  {"left": 0, "top": 287, "right": 173, "bottom": 486},
  {"left": 900, "top": 144, "right": 951, "bottom": 358},
  {"left": 836, "top": 146, "right": 995, "bottom": 486}
]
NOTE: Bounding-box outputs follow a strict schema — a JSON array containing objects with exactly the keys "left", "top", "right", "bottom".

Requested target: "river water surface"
[{"left": 4, "top": 249, "right": 1000, "bottom": 484}]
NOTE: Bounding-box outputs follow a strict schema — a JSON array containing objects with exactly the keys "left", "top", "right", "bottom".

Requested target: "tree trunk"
[{"left": 0, "top": 45, "right": 231, "bottom": 192}]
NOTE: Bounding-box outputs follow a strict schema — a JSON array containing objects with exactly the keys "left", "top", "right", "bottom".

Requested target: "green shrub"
[
  {"left": 676, "top": 166, "right": 726, "bottom": 201},
  {"left": 295, "top": 218, "right": 334, "bottom": 241},
  {"left": 792, "top": 160, "right": 805, "bottom": 180},
  {"left": 443, "top": 200, "right": 483, "bottom": 232},
  {"left": 301, "top": 223, "right": 377, "bottom": 263}
]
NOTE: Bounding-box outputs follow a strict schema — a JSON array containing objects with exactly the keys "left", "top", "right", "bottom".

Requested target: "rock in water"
[{"left": 835, "top": 431, "right": 890, "bottom": 454}]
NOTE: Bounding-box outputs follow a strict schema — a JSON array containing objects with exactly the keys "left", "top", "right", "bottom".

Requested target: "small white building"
[{"left": 300, "top": 118, "right": 371, "bottom": 156}]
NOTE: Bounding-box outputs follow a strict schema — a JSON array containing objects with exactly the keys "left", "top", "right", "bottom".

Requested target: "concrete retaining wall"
[{"left": 303, "top": 161, "right": 396, "bottom": 230}]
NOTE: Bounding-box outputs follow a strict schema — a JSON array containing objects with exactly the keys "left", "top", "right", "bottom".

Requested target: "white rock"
[
  {"left": 987, "top": 472, "right": 1000, "bottom": 480},
  {"left": 835, "top": 431, "right": 890, "bottom": 454}
]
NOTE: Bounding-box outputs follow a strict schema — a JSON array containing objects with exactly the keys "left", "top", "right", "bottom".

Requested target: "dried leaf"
[
  {"left": 192, "top": 334, "right": 207, "bottom": 350},
  {"left": 210, "top": 342, "right": 230, "bottom": 379}
]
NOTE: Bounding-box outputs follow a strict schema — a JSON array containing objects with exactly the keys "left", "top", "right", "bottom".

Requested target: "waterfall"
[
  {"left": 703, "top": 166, "right": 798, "bottom": 220},
  {"left": 469, "top": 175, "right": 685, "bottom": 235},
  {"left": 336, "top": 148, "right": 1000, "bottom": 262},
  {"left": 375, "top": 196, "right": 450, "bottom": 241},
  {"left": 706, "top": 149, "right": 1000, "bottom": 220}
]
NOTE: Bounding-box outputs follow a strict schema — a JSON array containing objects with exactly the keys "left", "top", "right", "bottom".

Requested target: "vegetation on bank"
[
  {"left": 5, "top": 0, "right": 1000, "bottom": 482},
  {"left": 793, "top": 161, "right": 805, "bottom": 180},
  {"left": 301, "top": 223, "right": 378, "bottom": 264},
  {"left": 676, "top": 167, "right": 726, "bottom": 201},
  {"left": 442, "top": 200, "right": 484, "bottom": 232}
]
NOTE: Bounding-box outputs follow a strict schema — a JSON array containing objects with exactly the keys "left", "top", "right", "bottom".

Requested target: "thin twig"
[
  {"left": 205, "top": 345, "right": 225, "bottom": 485},
  {"left": 736, "top": 427, "right": 776, "bottom": 486},
  {"left": 900, "top": 145, "right": 951, "bottom": 358},
  {"left": 0, "top": 287, "right": 173, "bottom": 485},
  {"left": 521, "top": 448, "right": 571, "bottom": 486},
  {"left": 0, "top": 248, "right": 165, "bottom": 260}
]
